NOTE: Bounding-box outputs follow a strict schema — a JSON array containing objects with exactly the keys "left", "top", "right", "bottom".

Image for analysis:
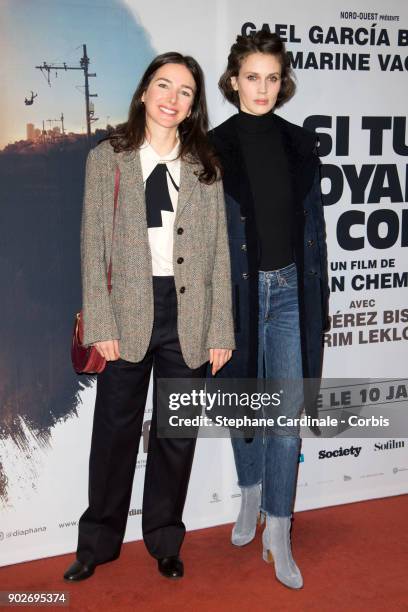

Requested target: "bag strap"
[{"left": 107, "top": 166, "right": 120, "bottom": 293}]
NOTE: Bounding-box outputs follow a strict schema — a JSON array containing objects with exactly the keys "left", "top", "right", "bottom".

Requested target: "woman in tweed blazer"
[{"left": 64, "top": 53, "right": 235, "bottom": 583}]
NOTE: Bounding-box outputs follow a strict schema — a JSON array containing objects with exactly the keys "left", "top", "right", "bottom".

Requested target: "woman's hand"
[
  {"left": 209, "top": 348, "right": 232, "bottom": 375},
  {"left": 93, "top": 339, "right": 120, "bottom": 361}
]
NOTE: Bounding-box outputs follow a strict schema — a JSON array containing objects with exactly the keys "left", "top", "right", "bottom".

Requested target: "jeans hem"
[
  {"left": 236, "top": 479, "right": 262, "bottom": 489},
  {"left": 260, "top": 508, "right": 292, "bottom": 519}
]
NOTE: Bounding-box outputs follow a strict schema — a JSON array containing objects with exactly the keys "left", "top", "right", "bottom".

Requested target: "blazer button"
[
  {"left": 307, "top": 239, "right": 314, "bottom": 247},
  {"left": 240, "top": 243, "right": 247, "bottom": 251},
  {"left": 177, "top": 227, "right": 184, "bottom": 235},
  {"left": 309, "top": 269, "right": 317, "bottom": 275},
  {"left": 179, "top": 286, "right": 186, "bottom": 293},
  {"left": 177, "top": 257, "right": 184, "bottom": 264},
  {"left": 242, "top": 272, "right": 249, "bottom": 280},
  {"left": 240, "top": 215, "right": 246, "bottom": 222},
  {"left": 303, "top": 209, "right": 308, "bottom": 216}
]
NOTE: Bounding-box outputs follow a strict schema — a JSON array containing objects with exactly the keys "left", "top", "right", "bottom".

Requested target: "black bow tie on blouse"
[{"left": 145, "top": 163, "right": 179, "bottom": 228}]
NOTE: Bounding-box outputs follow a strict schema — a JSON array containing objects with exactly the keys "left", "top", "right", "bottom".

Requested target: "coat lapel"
[
  {"left": 117, "top": 149, "right": 145, "bottom": 208},
  {"left": 274, "top": 114, "right": 319, "bottom": 208},
  {"left": 213, "top": 113, "right": 319, "bottom": 209},
  {"left": 108, "top": 149, "right": 150, "bottom": 277},
  {"left": 117, "top": 149, "right": 199, "bottom": 225},
  {"left": 118, "top": 151, "right": 153, "bottom": 251},
  {"left": 176, "top": 157, "right": 200, "bottom": 222}
]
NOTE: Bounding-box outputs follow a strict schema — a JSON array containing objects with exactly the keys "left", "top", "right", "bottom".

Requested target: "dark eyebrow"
[
  {"left": 155, "top": 77, "right": 195, "bottom": 92},
  {"left": 243, "top": 71, "right": 281, "bottom": 76}
]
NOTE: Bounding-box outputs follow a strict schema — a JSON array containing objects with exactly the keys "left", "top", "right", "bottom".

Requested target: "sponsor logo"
[
  {"left": 360, "top": 473, "right": 384, "bottom": 478},
  {"left": 393, "top": 466, "right": 408, "bottom": 474},
  {"left": 0, "top": 531, "right": 4, "bottom": 541},
  {"left": 319, "top": 445, "right": 362, "bottom": 459},
  {"left": 297, "top": 482, "right": 308, "bottom": 487},
  {"left": 298, "top": 453, "right": 304, "bottom": 463},
  {"left": 317, "top": 479, "right": 335, "bottom": 484},
  {"left": 343, "top": 474, "right": 352, "bottom": 481},
  {"left": 374, "top": 440, "right": 405, "bottom": 451},
  {"left": 210, "top": 493, "right": 221, "bottom": 503}
]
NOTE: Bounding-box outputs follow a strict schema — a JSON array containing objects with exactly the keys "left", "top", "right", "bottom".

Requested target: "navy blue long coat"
[{"left": 210, "top": 113, "right": 330, "bottom": 419}]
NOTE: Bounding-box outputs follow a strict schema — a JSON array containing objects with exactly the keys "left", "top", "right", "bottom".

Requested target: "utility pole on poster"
[{"left": 35, "top": 44, "right": 98, "bottom": 142}]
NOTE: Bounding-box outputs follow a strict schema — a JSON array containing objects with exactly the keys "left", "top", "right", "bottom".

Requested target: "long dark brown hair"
[
  {"left": 219, "top": 31, "right": 296, "bottom": 109},
  {"left": 110, "top": 52, "right": 220, "bottom": 184}
]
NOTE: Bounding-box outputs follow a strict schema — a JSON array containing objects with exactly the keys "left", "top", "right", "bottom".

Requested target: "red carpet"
[{"left": 1, "top": 495, "right": 407, "bottom": 612}]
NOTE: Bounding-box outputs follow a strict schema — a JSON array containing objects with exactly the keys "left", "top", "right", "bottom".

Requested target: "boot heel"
[
  {"left": 262, "top": 547, "right": 274, "bottom": 564},
  {"left": 262, "top": 515, "right": 303, "bottom": 589}
]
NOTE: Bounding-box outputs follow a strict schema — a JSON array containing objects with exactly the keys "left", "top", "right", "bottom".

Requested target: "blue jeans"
[{"left": 231, "top": 264, "right": 303, "bottom": 517}]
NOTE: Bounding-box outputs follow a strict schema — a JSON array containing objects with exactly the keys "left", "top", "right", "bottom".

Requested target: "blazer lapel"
[
  {"left": 117, "top": 149, "right": 145, "bottom": 203},
  {"left": 176, "top": 157, "right": 200, "bottom": 222},
  {"left": 116, "top": 149, "right": 149, "bottom": 233},
  {"left": 116, "top": 148, "right": 200, "bottom": 237},
  {"left": 117, "top": 150, "right": 199, "bottom": 223}
]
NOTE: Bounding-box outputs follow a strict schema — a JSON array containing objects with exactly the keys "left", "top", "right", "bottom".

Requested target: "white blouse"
[{"left": 139, "top": 139, "right": 181, "bottom": 276}]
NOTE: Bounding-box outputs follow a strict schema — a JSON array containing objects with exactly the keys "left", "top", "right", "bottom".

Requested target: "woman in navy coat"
[{"left": 211, "top": 30, "right": 330, "bottom": 589}]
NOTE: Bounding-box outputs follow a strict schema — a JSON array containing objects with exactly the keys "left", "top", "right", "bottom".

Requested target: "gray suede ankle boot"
[
  {"left": 262, "top": 514, "right": 303, "bottom": 589},
  {"left": 231, "top": 484, "right": 262, "bottom": 546}
]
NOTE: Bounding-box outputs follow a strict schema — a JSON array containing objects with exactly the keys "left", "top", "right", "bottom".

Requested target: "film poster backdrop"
[{"left": 0, "top": 0, "right": 407, "bottom": 565}]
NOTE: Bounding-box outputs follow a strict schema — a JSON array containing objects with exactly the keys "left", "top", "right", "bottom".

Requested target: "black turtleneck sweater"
[{"left": 236, "top": 110, "right": 294, "bottom": 271}]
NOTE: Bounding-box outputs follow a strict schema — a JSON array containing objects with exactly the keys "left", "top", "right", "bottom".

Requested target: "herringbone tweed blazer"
[{"left": 81, "top": 140, "right": 235, "bottom": 368}]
